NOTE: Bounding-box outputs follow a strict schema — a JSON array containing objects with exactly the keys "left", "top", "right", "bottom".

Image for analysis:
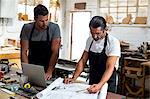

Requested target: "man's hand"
[
  {"left": 87, "top": 84, "right": 102, "bottom": 93},
  {"left": 45, "top": 72, "right": 52, "bottom": 80},
  {"left": 63, "top": 77, "right": 75, "bottom": 84}
]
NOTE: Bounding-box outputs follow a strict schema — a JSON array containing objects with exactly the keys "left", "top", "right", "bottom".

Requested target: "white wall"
[
  {"left": 110, "top": 26, "right": 150, "bottom": 49},
  {"left": 61, "top": 0, "right": 150, "bottom": 59}
]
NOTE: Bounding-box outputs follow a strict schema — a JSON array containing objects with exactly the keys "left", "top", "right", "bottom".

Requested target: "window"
[{"left": 99, "top": 0, "right": 148, "bottom": 24}]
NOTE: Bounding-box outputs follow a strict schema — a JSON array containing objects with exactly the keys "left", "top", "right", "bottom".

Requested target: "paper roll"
[
  {"left": 36, "top": 77, "right": 64, "bottom": 99},
  {"left": 97, "top": 83, "right": 108, "bottom": 99}
]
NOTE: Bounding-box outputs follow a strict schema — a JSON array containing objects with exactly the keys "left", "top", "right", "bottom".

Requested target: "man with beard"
[
  {"left": 20, "top": 4, "right": 61, "bottom": 80},
  {"left": 64, "top": 16, "right": 120, "bottom": 93}
]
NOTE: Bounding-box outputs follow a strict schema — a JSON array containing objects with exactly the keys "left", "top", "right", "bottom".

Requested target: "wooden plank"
[
  {"left": 141, "top": 61, "right": 150, "bottom": 67},
  {"left": 124, "top": 57, "right": 148, "bottom": 62},
  {"left": 125, "top": 67, "right": 142, "bottom": 72},
  {"left": 0, "top": 50, "right": 20, "bottom": 59}
]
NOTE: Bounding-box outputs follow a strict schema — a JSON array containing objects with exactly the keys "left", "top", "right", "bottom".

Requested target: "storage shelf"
[{"left": 108, "top": 24, "right": 150, "bottom": 28}]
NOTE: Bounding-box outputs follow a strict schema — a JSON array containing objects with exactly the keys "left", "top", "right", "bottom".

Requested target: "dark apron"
[
  {"left": 88, "top": 34, "right": 117, "bottom": 92},
  {"left": 28, "top": 24, "right": 51, "bottom": 72}
]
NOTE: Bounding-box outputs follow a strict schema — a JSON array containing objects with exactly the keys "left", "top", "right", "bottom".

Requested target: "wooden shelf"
[
  {"left": 0, "top": 50, "right": 20, "bottom": 59},
  {"left": 108, "top": 24, "right": 150, "bottom": 28}
]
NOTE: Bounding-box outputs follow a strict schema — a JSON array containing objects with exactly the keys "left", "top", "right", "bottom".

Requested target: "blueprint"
[{"left": 36, "top": 77, "right": 108, "bottom": 99}]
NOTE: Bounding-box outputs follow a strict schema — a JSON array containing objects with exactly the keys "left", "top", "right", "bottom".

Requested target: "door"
[{"left": 70, "top": 11, "right": 91, "bottom": 61}]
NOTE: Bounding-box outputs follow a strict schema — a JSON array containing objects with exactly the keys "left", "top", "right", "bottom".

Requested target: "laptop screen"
[{"left": 22, "top": 63, "right": 47, "bottom": 88}]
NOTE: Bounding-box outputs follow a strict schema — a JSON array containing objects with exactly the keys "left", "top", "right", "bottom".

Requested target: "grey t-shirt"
[{"left": 20, "top": 22, "right": 61, "bottom": 41}]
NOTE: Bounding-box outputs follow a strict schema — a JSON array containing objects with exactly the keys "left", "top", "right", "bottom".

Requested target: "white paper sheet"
[
  {"left": 36, "top": 77, "right": 64, "bottom": 98},
  {"left": 97, "top": 83, "right": 108, "bottom": 99},
  {"left": 36, "top": 77, "right": 108, "bottom": 99}
]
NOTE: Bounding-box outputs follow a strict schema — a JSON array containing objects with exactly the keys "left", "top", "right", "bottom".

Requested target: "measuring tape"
[{"left": 23, "top": 83, "right": 31, "bottom": 89}]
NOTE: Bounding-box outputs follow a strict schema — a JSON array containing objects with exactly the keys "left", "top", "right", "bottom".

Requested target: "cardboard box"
[{"left": 134, "top": 17, "right": 147, "bottom": 24}]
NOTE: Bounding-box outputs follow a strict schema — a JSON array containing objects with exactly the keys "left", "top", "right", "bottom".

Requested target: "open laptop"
[{"left": 22, "top": 63, "right": 54, "bottom": 88}]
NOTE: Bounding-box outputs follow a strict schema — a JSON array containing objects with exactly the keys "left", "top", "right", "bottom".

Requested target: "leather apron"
[
  {"left": 28, "top": 24, "right": 51, "bottom": 72},
  {"left": 88, "top": 34, "right": 117, "bottom": 92}
]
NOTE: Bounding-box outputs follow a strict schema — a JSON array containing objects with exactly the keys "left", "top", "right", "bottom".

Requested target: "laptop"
[{"left": 22, "top": 63, "right": 54, "bottom": 88}]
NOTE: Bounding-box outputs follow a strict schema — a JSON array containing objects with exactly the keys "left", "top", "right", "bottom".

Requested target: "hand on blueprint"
[
  {"left": 63, "top": 77, "right": 75, "bottom": 84},
  {"left": 45, "top": 71, "right": 52, "bottom": 80},
  {"left": 87, "top": 84, "right": 101, "bottom": 93}
]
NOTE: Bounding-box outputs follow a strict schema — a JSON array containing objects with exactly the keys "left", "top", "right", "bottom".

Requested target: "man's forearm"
[
  {"left": 99, "top": 56, "right": 118, "bottom": 86},
  {"left": 21, "top": 53, "right": 29, "bottom": 63},
  {"left": 72, "top": 67, "right": 83, "bottom": 80},
  {"left": 98, "top": 65, "right": 114, "bottom": 86},
  {"left": 47, "top": 52, "right": 59, "bottom": 73},
  {"left": 72, "top": 60, "right": 85, "bottom": 80}
]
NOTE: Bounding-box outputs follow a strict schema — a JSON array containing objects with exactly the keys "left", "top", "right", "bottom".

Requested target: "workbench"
[
  {"left": 0, "top": 49, "right": 20, "bottom": 59},
  {"left": 0, "top": 48, "right": 21, "bottom": 68},
  {"left": 121, "top": 57, "right": 149, "bottom": 98},
  {"left": 0, "top": 67, "right": 126, "bottom": 99}
]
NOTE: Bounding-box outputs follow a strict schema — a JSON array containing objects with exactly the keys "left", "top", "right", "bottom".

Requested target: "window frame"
[{"left": 99, "top": 0, "right": 149, "bottom": 25}]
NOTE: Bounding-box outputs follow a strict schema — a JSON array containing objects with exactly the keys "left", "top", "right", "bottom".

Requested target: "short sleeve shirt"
[
  {"left": 85, "top": 34, "right": 121, "bottom": 70},
  {"left": 20, "top": 22, "right": 61, "bottom": 41}
]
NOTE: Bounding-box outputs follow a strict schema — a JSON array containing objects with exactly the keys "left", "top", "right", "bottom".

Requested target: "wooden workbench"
[
  {"left": 0, "top": 49, "right": 21, "bottom": 68},
  {"left": 0, "top": 90, "right": 27, "bottom": 99},
  {"left": 0, "top": 49, "right": 20, "bottom": 59},
  {"left": 121, "top": 57, "right": 149, "bottom": 98},
  {"left": 0, "top": 67, "right": 126, "bottom": 99}
]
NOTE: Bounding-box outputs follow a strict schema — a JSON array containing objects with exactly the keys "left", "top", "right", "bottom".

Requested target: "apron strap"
[
  {"left": 102, "top": 33, "right": 108, "bottom": 52},
  {"left": 88, "top": 40, "right": 94, "bottom": 52},
  {"left": 46, "top": 26, "right": 49, "bottom": 41},
  {"left": 29, "top": 23, "right": 35, "bottom": 41}
]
